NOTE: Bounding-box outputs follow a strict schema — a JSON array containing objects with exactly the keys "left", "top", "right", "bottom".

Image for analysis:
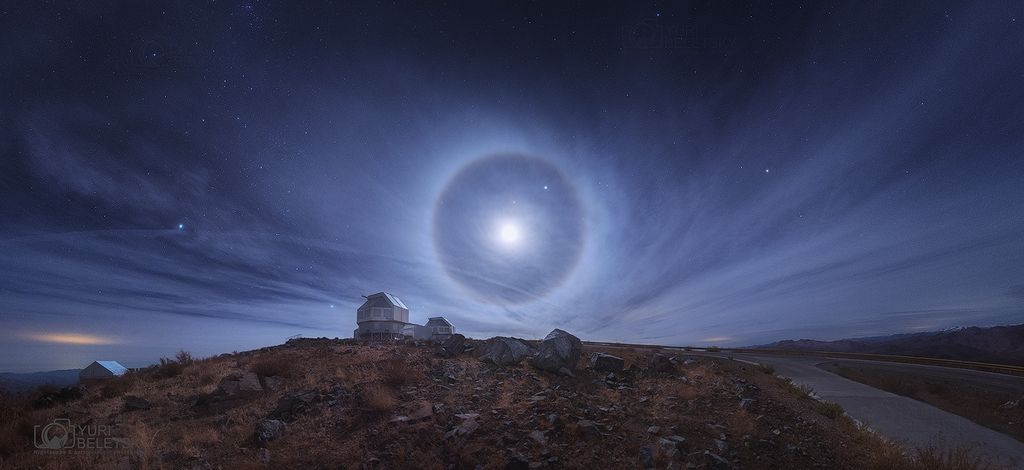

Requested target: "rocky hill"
[
  {"left": 0, "top": 331, "right": 970, "bottom": 469},
  {"left": 753, "top": 324, "right": 1024, "bottom": 365}
]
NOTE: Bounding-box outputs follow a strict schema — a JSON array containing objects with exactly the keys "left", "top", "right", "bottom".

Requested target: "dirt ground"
[{"left": 0, "top": 338, "right": 1002, "bottom": 469}]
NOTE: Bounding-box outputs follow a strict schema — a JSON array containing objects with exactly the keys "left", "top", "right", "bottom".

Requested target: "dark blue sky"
[{"left": 1, "top": 2, "right": 1022, "bottom": 372}]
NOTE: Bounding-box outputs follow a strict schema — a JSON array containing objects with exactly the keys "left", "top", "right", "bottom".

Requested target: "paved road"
[
  {"left": 683, "top": 351, "right": 1024, "bottom": 467},
  {"left": 817, "top": 357, "right": 1024, "bottom": 395}
]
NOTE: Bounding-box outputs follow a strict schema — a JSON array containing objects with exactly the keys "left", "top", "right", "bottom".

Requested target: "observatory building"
[
  {"left": 79, "top": 360, "right": 128, "bottom": 381},
  {"left": 353, "top": 292, "right": 455, "bottom": 341}
]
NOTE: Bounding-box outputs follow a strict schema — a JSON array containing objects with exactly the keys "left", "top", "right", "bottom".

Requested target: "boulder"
[
  {"left": 193, "top": 374, "right": 269, "bottom": 414},
  {"left": 184, "top": 458, "right": 212, "bottom": 470},
  {"left": 648, "top": 353, "right": 675, "bottom": 374},
  {"left": 217, "top": 371, "right": 264, "bottom": 395},
  {"left": 269, "top": 389, "right": 321, "bottom": 422},
  {"left": 439, "top": 334, "right": 467, "bottom": 358},
  {"left": 256, "top": 448, "right": 271, "bottom": 464},
  {"left": 657, "top": 437, "right": 681, "bottom": 460},
  {"left": 123, "top": 395, "right": 152, "bottom": 411},
  {"left": 638, "top": 444, "right": 656, "bottom": 468},
  {"left": 444, "top": 416, "right": 480, "bottom": 439},
  {"left": 531, "top": 329, "right": 583, "bottom": 375},
  {"left": 590, "top": 353, "right": 625, "bottom": 372},
  {"left": 408, "top": 401, "right": 434, "bottom": 421},
  {"left": 261, "top": 376, "right": 286, "bottom": 391},
  {"left": 479, "top": 337, "right": 535, "bottom": 366},
  {"left": 255, "top": 419, "right": 286, "bottom": 446},
  {"left": 661, "top": 435, "right": 688, "bottom": 453},
  {"left": 735, "top": 382, "right": 760, "bottom": 399},
  {"left": 505, "top": 456, "right": 530, "bottom": 470},
  {"left": 704, "top": 450, "right": 731, "bottom": 469},
  {"left": 576, "top": 419, "right": 600, "bottom": 439}
]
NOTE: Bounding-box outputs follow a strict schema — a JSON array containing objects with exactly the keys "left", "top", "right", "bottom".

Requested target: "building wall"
[
  {"left": 354, "top": 320, "right": 409, "bottom": 339},
  {"left": 402, "top": 324, "right": 432, "bottom": 339},
  {"left": 79, "top": 362, "right": 114, "bottom": 380},
  {"left": 357, "top": 305, "right": 410, "bottom": 323}
]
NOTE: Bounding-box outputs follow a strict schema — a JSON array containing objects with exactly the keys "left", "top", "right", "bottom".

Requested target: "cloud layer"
[{"left": 1, "top": 1, "right": 1022, "bottom": 371}]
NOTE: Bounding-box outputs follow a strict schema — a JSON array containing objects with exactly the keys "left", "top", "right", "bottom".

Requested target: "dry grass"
[
  {"left": 381, "top": 359, "right": 423, "bottom": 386},
  {"left": 359, "top": 383, "right": 397, "bottom": 413},
  {"left": 175, "top": 350, "right": 195, "bottom": 366},
  {"left": 99, "top": 374, "right": 137, "bottom": 399},
  {"left": 780, "top": 377, "right": 814, "bottom": 398},
  {"left": 251, "top": 355, "right": 297, "bottom": 378},
  {"left": 153, "top": 357, "right": 185, "bottom": 379},
  {"left": 815, "top": 400, "right": 844, "bottom": 419},
  {"left": 914, "top": 442, "right": 993, "bottom": 470},
  {"left": 127, "top": 421, "right": 161, "bottom": 470},
  {"left": 0, "top": 394, "right": 30, "bottom": 460},
  {"left": 181, "top": 425, "right": 220, "bottom": 458},
  {"left": 864, "top": 438, "right": 994, "bottom": 470}
]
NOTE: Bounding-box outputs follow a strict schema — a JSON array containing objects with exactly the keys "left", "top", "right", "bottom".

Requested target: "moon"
[
  {"left": 432, "top": 153, "right": 585, "bottom": 304},
  {"left": 496, "top": 220, "right": 522, "bottom": 248}
]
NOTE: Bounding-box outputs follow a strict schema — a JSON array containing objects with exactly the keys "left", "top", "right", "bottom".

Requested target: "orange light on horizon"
[{"left": 26, "top": 333, "right": 117, "bottom": 345}]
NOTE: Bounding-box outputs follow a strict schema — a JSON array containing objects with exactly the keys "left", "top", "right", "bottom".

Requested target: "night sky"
[{"left": 2, "top": 2, "right": 1023, "bottom": 372}]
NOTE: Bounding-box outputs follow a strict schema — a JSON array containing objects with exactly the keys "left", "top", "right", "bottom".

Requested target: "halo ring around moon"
[{"left": 432, "top": 153, "right": 586, "bottom": 305}]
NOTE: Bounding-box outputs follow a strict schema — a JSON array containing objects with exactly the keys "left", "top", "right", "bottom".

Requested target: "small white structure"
[
  {"left": 79, "top": 361, "right": 128, "bottom": 380},
  {"left": 353, "top": 292, "right": 456, "bottom": 341},
  {"left": 425, "top": 317, "right": 455, "bottom": 341}
]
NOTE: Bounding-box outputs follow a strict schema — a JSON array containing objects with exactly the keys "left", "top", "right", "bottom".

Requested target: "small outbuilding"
[
  {"left": 79, "top": 361, "right": 128, "bottom": 380},
  {"left": 425, "top": 317, "right": 455, "bottom": 341}
]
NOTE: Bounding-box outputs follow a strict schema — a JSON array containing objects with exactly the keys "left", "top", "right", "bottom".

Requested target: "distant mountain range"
[
  {"left": 751, "top": 324, "right": 1024, "bottom": 366},
  {"left": 0, "top": 369, "right": 80, "bottom": 394}
]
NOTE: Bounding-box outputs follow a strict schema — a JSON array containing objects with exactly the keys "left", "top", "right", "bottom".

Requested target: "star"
[
  {"left": 764, "top": 168, "right": 770, "bottom": 173},
  {"left": 177, "top": 223, "right": 184, "bottom": 230},
  {"left": 543, "top": 185, "right": 549, "bottom": 190}
]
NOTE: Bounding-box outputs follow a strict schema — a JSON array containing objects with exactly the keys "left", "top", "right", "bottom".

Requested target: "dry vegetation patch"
[
  {"left": 0, "top": 340, "right": 1011, "bottom": 469},
  {"left": 821, "top": 361, "right": 1024, "bottom": 443}
]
